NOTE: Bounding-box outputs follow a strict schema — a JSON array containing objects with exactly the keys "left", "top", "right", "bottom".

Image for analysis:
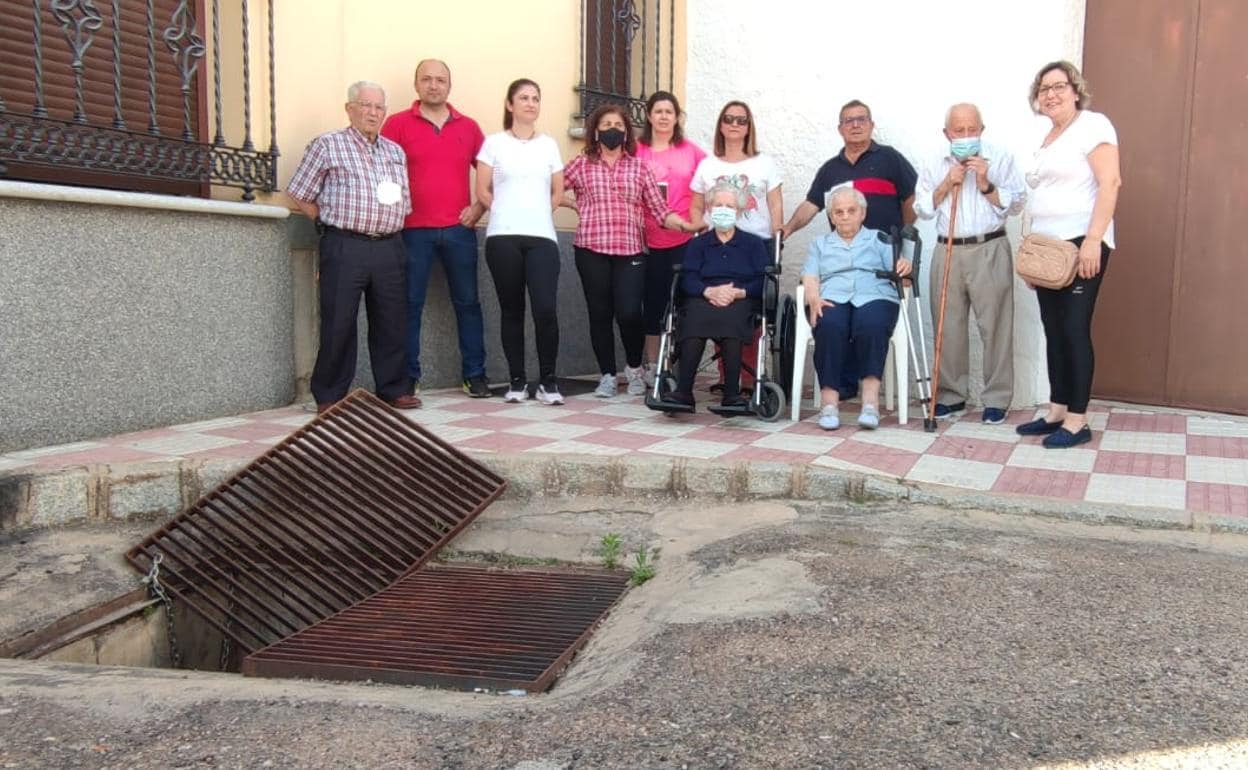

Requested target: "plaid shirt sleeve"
[{"left": 287, "top": 136, "right": 328, "bottom": 203}]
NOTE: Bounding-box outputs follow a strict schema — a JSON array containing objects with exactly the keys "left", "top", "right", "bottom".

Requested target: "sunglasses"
[{"left": 721, "top": 115, "right": 749, "bottom": 126}]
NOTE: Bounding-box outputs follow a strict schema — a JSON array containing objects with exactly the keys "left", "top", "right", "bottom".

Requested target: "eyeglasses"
[
  {"left": 352, "top": 101, "right": 387, "bottom": 112},
  {"left": 721, "top": 115, "right": 749, "bottom": 126},
  {"left": 1037, "top": 82, "right": 1071, "bottom": 97},
  {"left": 839, "top": 115, "right": 870, "bottom": 127}
]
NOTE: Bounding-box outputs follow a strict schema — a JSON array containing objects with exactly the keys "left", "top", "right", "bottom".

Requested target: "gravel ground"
[{"left": 2, "top": 502, "right": 1248, "bottom": 769}]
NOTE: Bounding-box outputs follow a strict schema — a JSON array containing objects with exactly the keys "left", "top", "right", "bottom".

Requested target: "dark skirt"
[{"left": 679, "top": 296, "right": 758, "bottom": 341}]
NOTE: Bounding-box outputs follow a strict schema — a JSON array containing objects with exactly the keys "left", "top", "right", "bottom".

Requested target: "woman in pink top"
[{"left": 636, "top": 91, "right": 707, "bottom": 384}]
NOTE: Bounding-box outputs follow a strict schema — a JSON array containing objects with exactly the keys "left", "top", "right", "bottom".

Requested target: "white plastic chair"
[{"left": 788, "top": 286, "right": 911, "bottom": 424}]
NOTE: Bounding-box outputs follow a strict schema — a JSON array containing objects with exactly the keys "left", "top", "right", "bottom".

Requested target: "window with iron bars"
[
  {"left": 577, "top": 0, "right": 677, "bottom": 129},
  {"left": 0, "top": 0, "right": 277, "bottom": 201}
]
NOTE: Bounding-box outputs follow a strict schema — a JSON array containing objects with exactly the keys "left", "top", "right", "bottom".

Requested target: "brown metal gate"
[{"left": 1083, "top": 0, "right": 1248, "bottom": 414}]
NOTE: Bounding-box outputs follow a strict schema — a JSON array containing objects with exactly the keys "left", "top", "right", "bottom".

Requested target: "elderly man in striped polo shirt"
[{"left": 287, "top": 80, "right": 423, "bottom": 413}]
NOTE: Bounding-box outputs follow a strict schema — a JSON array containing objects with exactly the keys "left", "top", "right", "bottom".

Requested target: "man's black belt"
[
  {"left": 320, "top": 224, "right": 399, "bottom": 241},
  {"left": 936, "top": 229, "right": 1006, "bottom": 246}
]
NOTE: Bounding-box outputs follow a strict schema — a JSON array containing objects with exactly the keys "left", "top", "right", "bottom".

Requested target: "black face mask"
[{"left": 598, "top": 128, "right": 626, "bottom": 150}]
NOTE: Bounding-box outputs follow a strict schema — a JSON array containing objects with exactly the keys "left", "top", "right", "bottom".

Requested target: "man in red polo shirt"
[{"left": 381, "top": 59, "right": 490, "bottom": 398}]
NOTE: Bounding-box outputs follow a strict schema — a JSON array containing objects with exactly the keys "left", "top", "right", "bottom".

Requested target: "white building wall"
[{"left": 685, "top": 0, "right": 1086, "bottom": 408}]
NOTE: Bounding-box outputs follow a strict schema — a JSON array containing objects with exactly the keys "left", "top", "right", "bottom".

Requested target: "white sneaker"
[
  {"left": 642, "top": 362, "right": 657, "bottom": 388},
  {"left": 594, "top": 373, "right": 618, "bottom": 398},
  {"left": 536, "top": 383, "right": 564, "bottom": 405},
  {"left": 818, "top": 405, "right": 840, "bottom": 430},
  {"left": 624, "top": 365, "right": 647, "bottom": 396},
  {"left": 503, "top": 384, "right": 529, "bottom": 403}
]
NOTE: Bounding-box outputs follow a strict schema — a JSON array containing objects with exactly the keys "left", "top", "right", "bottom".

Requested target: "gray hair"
[
  {"left": 347, "top": 80, "right": 386, "bottom": 103},
  {"left": 706, "top": 179, "right": 749, "bottom": 209},
  {"left": 944, "top": 102, "right": 983, "bottom": 128},
  {"left": 827, "top": 185, "right": 867, "bottom": 210}
]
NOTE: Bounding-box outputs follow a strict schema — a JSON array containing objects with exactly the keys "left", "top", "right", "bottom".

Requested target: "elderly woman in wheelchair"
[
  {"left": 801, "top": 186, "right": 911, "bottom": 430},
  {"left": 660, "top": 180, "right": 771, "bottom": 413}
]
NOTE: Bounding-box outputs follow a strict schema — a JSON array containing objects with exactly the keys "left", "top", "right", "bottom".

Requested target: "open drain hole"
[{"left": 1, "top": 562, "right": 631, "bottom": 693}]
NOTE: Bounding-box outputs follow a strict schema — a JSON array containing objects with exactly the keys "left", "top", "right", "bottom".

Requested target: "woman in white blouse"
[
  {"left": 476, "top": 79, "right": 566, "bottom": 405},
  {"left": 1017, "top": 60, "right": 1121, "bottom": 449}
]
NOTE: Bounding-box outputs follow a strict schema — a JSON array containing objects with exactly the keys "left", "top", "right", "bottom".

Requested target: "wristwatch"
[{"left": 981, "top": 181, "right": 996, "bottom": 195}]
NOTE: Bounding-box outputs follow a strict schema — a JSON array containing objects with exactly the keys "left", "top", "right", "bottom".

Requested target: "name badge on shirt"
[{"left": 376, "top": 180, "right": 401, "bottom": 206}]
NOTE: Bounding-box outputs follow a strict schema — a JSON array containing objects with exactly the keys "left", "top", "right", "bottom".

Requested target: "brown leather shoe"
[{"left": 388, "top": 394, "right": 422, "bottom": 410}]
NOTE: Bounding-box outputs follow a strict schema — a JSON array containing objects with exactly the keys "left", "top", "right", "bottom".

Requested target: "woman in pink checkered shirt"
[{"left": 562, "top": 104, "right": 697, "bottom": 399}]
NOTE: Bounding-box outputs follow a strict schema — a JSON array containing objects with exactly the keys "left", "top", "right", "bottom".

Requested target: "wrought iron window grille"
[
  {"left": 576, "top": 0, "right": 677, "bottom": 128},
  {"left": 0, "top": 0, "right": 277, "bottom": 201}
]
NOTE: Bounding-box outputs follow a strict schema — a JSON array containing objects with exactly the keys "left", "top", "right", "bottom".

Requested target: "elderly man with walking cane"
[{"left": 914, "top": 103, "right": 1025, "bottom": 425}]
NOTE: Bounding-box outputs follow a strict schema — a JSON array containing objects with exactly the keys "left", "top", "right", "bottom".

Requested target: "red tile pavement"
[
  {"left": 927, "top": 435, "right": 1017, "bottom": 465},
  {"left": 3, "top": 392, "right": 1247, "bottom": 519},
  {"left": 992, "top": 467, "right": 1090, "bottom": 500},
  {"left": 1093, "top": 451, "right": 1188, "bottom": 480},
  {"left": 1186, "top": 435, "right": 1248, "bottom": 459},
  {"left": 1187, "top": 482, "right": 1248, "bottom": 517},
  {"left": 1106, "top": 412, "right": 1189, "bottom": 434}
]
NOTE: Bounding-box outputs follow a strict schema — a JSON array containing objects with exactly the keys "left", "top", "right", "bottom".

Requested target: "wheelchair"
[{"left": 645, "top": 235, "right": 789, "bottom": 421}]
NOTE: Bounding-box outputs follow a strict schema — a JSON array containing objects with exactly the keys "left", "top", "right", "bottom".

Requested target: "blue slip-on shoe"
[
  {"left": 1016, "top": 418, "right": 1063, "bottom": 436},
  {"left": 981, "top": 407, "right": 1007, "bottom": 425},
  {"left": 857, "top": 404, "right": 880, "bottom": 430},
  {"left": 1042, "top": 426, "right": 1092, "bottom": 449},
  {"left": 934, "top": 401, "right": 966, "bottom": 419}
]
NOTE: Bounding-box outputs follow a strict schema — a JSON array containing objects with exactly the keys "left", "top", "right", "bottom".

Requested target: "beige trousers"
[{"left": 929, "top": 236, "right": 1014, "bottom": 409}]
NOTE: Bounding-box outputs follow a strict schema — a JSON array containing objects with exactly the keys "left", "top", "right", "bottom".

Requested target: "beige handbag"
[{"left": 1015, "top": 220, "right": 1078, "bottom": 289}]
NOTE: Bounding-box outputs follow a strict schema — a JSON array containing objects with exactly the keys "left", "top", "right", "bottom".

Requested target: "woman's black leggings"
[
  {"left": 485, "top": 235, "right": 560, "bottom": 384},
  {"left": 642, "top": 244, "right": 688, "bottom": 336},
  {"left": 1034, "top": 237, "right": 1111, "bottom": 414},
  {"left": 574, "top": 247, "right": 645, "bottom": 374}
]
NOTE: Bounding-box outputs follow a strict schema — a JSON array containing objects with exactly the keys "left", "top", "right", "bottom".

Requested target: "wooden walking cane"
[{"left": 928, "top": 183, "right": 960, "bottom": 425}]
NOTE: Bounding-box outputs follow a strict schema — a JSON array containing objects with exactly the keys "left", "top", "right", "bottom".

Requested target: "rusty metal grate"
[
  {"left": 241, "top": 564, "right": 631, "bottom": 692},
  {"left": 125, "top": 389, "right": 506, "bottom": 655}
]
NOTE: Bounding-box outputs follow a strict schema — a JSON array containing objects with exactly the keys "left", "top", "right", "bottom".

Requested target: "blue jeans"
[{"left": 400, "top": 225, "right": 486, "bottom": 382}]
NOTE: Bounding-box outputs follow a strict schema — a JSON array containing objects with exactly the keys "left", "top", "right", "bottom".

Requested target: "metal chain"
[{"left": 140, "top": 554, "right": 183, "bottom": 668}]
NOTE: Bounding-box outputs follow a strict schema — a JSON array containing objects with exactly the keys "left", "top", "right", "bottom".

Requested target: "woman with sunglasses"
[
  {"left": 636, "top": 91, "right": 707, "bottom": 386},
  {"left": 1017, "top": 60, "right": 1121, "bottom": 449},
  {"left": 562, "top": 103, "right": 697, "bottom": 399},
  {"left": 690, "top": 101, "right": 783, "bottom": 251},
  {"left": 690, "top": 100, "right": 784, "bottom": 394}
]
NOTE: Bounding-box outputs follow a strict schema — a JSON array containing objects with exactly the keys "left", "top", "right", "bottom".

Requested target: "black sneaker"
[
  {"left": 934, "top": 401, "right": 966, "bottom": 419},
  {"left": 463, "top": 376, "right": 492, "bottom": 398}
]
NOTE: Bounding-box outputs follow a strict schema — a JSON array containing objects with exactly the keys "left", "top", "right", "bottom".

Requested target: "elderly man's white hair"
[
  {"left": 944, "top": 102, "right": 983, "bottom": 127},
  {"left": 347, "top": 80, "right": 386, "bottom": 103},
  {"left": 706, "top": 179, "right": 749, "bottom": 209},
  {"left": 826, "top": 184, "right": 868, "bottom": 210}
]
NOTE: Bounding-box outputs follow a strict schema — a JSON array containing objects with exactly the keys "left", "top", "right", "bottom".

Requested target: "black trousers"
[
  {"left": 1035, "top": 237, "right": 1111, "bottom": 414},
  {"left": 678, "top": 337, "right": 743, "bottom": 399},
  {"left": 642, "top": 243, "right": 688, "bottom": 336},
  {"left": 311, "top": 231, "right": 410, "bottom": 404},
  {"left": 574, "top": 247, "right": 645, "bottom": 374},
  {"left": 485, "top": 235, "right": 561, "bottom": 385}
]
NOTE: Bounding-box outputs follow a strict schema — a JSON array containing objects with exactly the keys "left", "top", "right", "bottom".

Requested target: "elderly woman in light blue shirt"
[{"left": 801, "top": 187, "right": 911, "bottom": 430}]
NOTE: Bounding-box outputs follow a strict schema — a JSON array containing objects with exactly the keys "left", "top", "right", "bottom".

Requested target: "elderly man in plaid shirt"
[{"left": 287, "top": 80, "right": 423, "bottom": 413}]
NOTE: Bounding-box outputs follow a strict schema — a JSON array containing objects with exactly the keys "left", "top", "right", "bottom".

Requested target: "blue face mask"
[
  {"left": 950, "top": 137, "right": 981, "bottom": 160},
  {"left": 709, "top": 205, "right": 737, "bottom": 231}
]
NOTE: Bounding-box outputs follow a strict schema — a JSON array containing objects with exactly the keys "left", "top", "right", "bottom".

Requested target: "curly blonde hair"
[{"left": 1029, "top": 60, "right": 1092, "bottom": 114}]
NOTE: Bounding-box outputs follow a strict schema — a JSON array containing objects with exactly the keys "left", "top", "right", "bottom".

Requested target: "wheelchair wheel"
[
  {"left": 756, "top": 381, "right": 786, "bottom": 422},
  {"left": 775, "top": 295, "right": 797, "bottom": 395}
]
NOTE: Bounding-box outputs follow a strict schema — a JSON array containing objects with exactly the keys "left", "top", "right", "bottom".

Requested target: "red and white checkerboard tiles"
[{"left": 2, "top": 385, "right": 1245, "bottom": 517}]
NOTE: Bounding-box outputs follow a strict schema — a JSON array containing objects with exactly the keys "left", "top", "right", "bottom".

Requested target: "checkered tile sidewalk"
[{"left": 2, "top": 382, "right": 1245, "bottom": 518}]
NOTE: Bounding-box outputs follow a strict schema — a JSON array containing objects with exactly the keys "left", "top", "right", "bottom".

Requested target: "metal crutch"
[{"left": 877, "top": 226, "right": 937, "bottom": 431}]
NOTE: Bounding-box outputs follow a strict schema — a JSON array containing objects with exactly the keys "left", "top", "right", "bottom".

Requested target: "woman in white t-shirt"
[
  {"left": 690, "top": 101, "right": 784, "bottom": 250},
  {"left": 689, "top": 100, "right": 784, "bottom": 394},
  {"left": 476, "top": 78, "right": 566, "bottom": 405},
  {"left": 1017, "top": 60, "right": 1122, "bottom": 448}
]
